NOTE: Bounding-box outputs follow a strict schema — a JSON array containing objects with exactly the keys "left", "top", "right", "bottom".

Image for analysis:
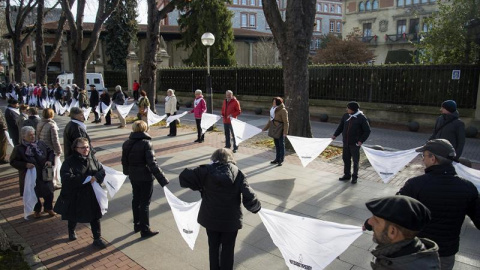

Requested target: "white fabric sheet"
[
  {"left": 95, "top": 102, "right": 112, "bottom": 116},
  {"left": 453, "top": 163, "right": 480, "bottom": 192},
  {"left": 201, "top": 113, "right": 221, "bottom": 134},
  {"left": 102, "top": 165, "right": 127, "bottom": 199},
  {"left": 29, "top": 96, "right": 37, "bottom": 106},
  {"left": 55, "top": 101, "right": 67, "bottom": 115},
  {"left": 147, "top": 107, "right": 166, "bottom": 126},
  {"left": 41, "top": 99, "right": 48, "bottom": 109},
  {"left": 230, "top": 118, "right": 262, "bottom": 145},
  {"left": 23, "top": 168, "right": 38, "bottom": 220},
  {"left": 166, "top": 111, "right": 188, "bottom": 127},
  {"left": 5, "top": 131, "right": 14, "bottom": 147},
  {"left": 163, "top": 187, "right": 201, "bottom": 250},
  {"left": 82, "top": 107, "right": 92, "bottom": 121},
  {"left": 82, "top": 176, "right": 108, "bottom": 215},
  {"left": 362, "top": 146, "right": 419, "bottom": 183},
  {"left": 287, "top": 136, "right": 333, "bottom": 168},
  {"left": 116, "top": 103, "right": 135, "bottom": 119},
  {"left": 70, "top": 99, "right": 79, "bottom": 108},
  {"left": 259, "top": 208, "right": 362, "bottom": 270}
]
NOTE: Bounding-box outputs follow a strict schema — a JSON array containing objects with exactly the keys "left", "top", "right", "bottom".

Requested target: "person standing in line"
[
  {"left": 132, "top": 80, "right": 140, "bottom": 101},
  {"left": 0, "top": 110, "right": 9, "bottom": 164},
  {"left": 99, "top": 89, "right": 112, "bottom": 125},
  {"left": 23, "top": 107, "right": 41, "bottom": 131},
  {"left": 189, "top": 89, "right": 206, "bottom": 143},
  {"left": 221, "top": 90, "right": 241, "bottom": 153},
  {"left": 78, "top": 88, "right": 89, "bottom": 109},
  {"left": 429, "top": 100, "right": 465, "bottom": 160},
  {"left": 137, "top": 90, "right": 150, "bottom": 125},
  {"left": 89, "top": 85, "right": 100, "bottom": 123},
  {"left": 72, "top": 84, "right": 79, "bottom": 100},
  {"left": 112, "top": 85, "right": 126, "bottom": 128},
  {"left": 37, "top": 108, "right": 62, "bottom": 189},
  {"left": 122, "top": 120, "right": 169, "bottom": 237},
  {"left": 397, "top": 139, "right": 480, "bottom": 270},
  {"left": 63, "top": 107, "right": 92, "bottom": 158},
  {"left": 179, "top": 148, "right": 261, "bottom": 270},
  {"left": 165, "top": 89, "right": 177, "bottom": 136},
  {"left": 64, "top": 86, "right": 73, "bottom": 106},
  {"left": 15, "top": 104, "right": 29, "bottom": 141},
  {"left": 5, "top": 99, "right": 21, "bottom": 145},
  {"left": 262, "top": 97, "right": 289, "bottom": 166},
  {"left": 331, "top": 101, "right": 371, "bottom": 184},
  {"left": 54, "top": 84, "right": 64, "bottom": 106}
]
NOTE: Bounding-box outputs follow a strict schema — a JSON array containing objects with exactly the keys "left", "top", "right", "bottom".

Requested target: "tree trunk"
[
  {"left": 73, "top": 50, "right": 86, "bottom": 89},
  {"left": 35, "top": 0, "right": 47, "bottom": 84},
  {"left": 13, "top": 43, "right": 23, "bottom": 83}
]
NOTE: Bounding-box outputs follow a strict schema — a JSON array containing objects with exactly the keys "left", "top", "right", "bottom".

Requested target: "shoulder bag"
[{"left": 268, "top": 120, "right": 284, "bottom": 139}]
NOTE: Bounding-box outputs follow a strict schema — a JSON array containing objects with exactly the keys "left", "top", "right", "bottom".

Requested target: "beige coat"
[
  {"left": 36, "top": 118, "right": 62, "bottom": 155},
  {"left": 165, "top": 95, "right": 177, "bottom": 115},
  {"left": 263, "top": 103, "right": 289, "bottom": 135}
]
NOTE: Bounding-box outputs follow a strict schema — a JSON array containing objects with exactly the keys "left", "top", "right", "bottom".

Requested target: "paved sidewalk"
[{"left": 1, "top": 99, "right": 479, "bottom": 269}]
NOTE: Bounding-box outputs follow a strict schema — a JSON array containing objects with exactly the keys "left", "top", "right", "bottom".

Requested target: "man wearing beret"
[
  {"left": 365, "top": 195, "right": 440, "bottom": 269},
  {"left": 397, "top": 139, "right": 480, "bottom": 270},
  {"left": 429, "top": 100, "right": 465, "bottom": 160},
  {"left": 332, "top": 101, "right": 371, "bottom": 184}
]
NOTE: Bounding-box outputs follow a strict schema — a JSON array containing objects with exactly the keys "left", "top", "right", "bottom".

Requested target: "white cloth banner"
[
  {"left": 259, "top": 208, "right": 362, "bottom": 270},
  {"left": 362, "top": 146, "right": 419, "bottom": 183},
  {"left": 29, "top": 96, "right": 37, "bottom": 106},
  {"left": 5, "top": 131, "right": 14, "bottom": 147},
  {"left": 102, "top": 165, "right": 127, "bottom": 199},
  {"left": 83, "top": 176, "right": 108, "bottom": 215},
  {"left": 54, "top": 156, "right": 62, "bottom": 185},
  {"left": 55, "top": 101, "right": 67, "bottom": 115},
  {"left": 147, "top": 107, "right": 166, "bottom": 126},
  {"left": 23, "top": 96, "right": 27, "bottom": 104},
  {"left": 82, "top": 107, "right": 92, "bottom": 121},
  {"left": 41, "top": 99, "right": 48, "bottom": 109},
  {"left": 163, "top": 187, "right": 201, "bottom": 250},
  {"left": 23, "top": 168, "right": 38, "bottom": 220},
  {"left": 95, "top": 102, "right": 112, "bottom": 116},
  {"left": 453, "top": 163, "right": 480, "bottom": 192},
  {"left": 230, "top": 118, "right": 262, "bottom": 145},
  {"left": 201, "top": 113, "right": 221, "bottom": 134},
  {"left": 116, "top": 103, "right": 135, "bottom": 119},
  {"left": 166, "top": 111, "right": 188, "bottom": 127},
  {"left": 287, "top": 136, "right": 333, "bottom": 168},
  {"left": 70, "top": 99, "right": 79, "bottom": 108}
]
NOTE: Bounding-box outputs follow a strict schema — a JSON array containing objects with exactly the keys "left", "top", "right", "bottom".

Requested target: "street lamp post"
[{"left": 201, "top": 32, "right": 215, "bottom": 114}]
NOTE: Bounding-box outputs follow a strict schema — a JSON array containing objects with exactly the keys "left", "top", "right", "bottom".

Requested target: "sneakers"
[
  {"left": 338, "top": 175, "right": 351, "bottom": 181},
  {"left": 93, "top": 239, "right": 107, "bottom": 249},
  {"left": 140, "top": 230, "right": 159, "bottom": 238}
]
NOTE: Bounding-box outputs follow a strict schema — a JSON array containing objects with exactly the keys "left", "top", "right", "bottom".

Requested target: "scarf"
[
  {"left": 269, "top": 106, "right": 276, "bottom": 121},
  {"left": 194, "top": 97, "right": 204, "bottom": 108},
  {"left": 346, "top": 110, "right": 363, "bottom": 121},
  {"left": 22, "top": 140, "right": 44, "bottom": 157},
  {"left": 7, "top": 107, "right": 20, "bottom": 115},
  {"left": 72, "top": 119, "right": 87, "bottom": 132}
]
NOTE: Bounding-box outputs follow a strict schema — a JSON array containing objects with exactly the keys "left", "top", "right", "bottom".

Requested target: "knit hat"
[
  {"left": 347, "top": 101, "right": 359, "bottom": 112},
  {"left": 441, "top": 100, "right": 457, "bottom": 113}
]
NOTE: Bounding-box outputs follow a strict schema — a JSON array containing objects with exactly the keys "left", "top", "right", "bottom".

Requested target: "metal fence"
[{"left": 158, "top": 65, "right": 480, "bottom": 108}]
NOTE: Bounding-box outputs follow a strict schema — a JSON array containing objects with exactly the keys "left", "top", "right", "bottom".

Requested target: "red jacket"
[
  {"left": 221, "top": 97, "right": 241, "bottom": 124},
  {"left": 132, "top": 82, "right": 140, "bottom": 91}
]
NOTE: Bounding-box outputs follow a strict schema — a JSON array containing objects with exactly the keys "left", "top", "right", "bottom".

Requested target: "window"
[
  {"left": 26, "top": 45, "right": 30, "bottom": 57},
  {"left": 421, "top": 0, "right": 428, "bottom": 3},
  {"left": 330, "top": 5, "right": 335, "bottom": 12},
  {"left": 397, "top": 20, "right": 406, "bottom": 35},
  {"left": 363, "top": 23, "right": 372, "bottom": 37},
  {"left": 409, "top": 18, "right": 419, "bottom": 34},
  {"left": 315, "top": 18, "right": 322, "bottom": 32},
  {"left": 241, "top": 0, "right": 247, "bottom": 5},
  {"left": 405, "top": 0, "right": 412, "bottom": 5},
  {"left": 397, "top": 0, "right": 404, "bottom": 6},
  {"left": 310, "top": 39, "right": 321, "bottom": 50},
  {"left": 337, "top": 5, "right": 342, "bottom": 13},
  {"left": 366, "top": 0, "right": 371, "bottom": 10},
  {"left": 259, "top": 0, "right": 262, "bottom": 6},
  {"left": 413, "top": 0, "right": 419, "bottom": 3},
  {"left": 422, "top": 22, "right": 430, "bottom": 32},
  {"left": 233, "top": 0, "right": 238, "bottom": 4},
  {"left": 249, "top": 14, "right": 256, "bottom": 28},
  {"left": 241, "top": 13, "right": 248, "bottom": 27},
  {"left": 330, "top": 21, "right": 335, "bottom": 32},
  {"left": 359, "top": 1, "right": 365, "bottom": 11},
  {"left": 250, "top": 0, "right": 256, "bottom": 5},
  {"left": 324, "top": 4, "right": 328, "bottom": 12},
  {"left": 336, "top": 21, "right": 341, "bottom": 33},
  {"left": 94, "top": 78, "right": 100, "bottom": 84},
  {"left": 372, "top": 0, "right": 378, "bottom": 10},
  {"left": 316, "top": 3, "right": 321, "bottom": 11}
]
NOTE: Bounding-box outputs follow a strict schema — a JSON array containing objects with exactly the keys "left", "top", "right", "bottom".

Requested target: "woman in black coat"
[
  {"left": 10, "top": 126, "right": 55, "bottom": 217},
  {"left": 179, "top": 148, "right": 261, "bottom": 270},
  {"left": 122, "top": 120, "right": 169, "bottom": 238},
  {"left": 56, "top": 137, "right": 107, "bottom": 249}
]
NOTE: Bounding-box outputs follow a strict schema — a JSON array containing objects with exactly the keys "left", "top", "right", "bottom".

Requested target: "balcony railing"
[
  {"left": 356, "top": 35, "right": 378, "bottom": 45},
  {"left": 385, "top": 33, "right": 420, "bottom": 44}
]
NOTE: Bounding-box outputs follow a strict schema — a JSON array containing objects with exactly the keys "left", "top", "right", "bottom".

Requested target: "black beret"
[
  {"left": 365, "top": 195, "right": 431, "bottom": 231},
  {"left": 89, "top": 84, "right": 96, "bottom": 88},
  {"left": 347, "top": 101, "right": 359, "bottom": 111}
]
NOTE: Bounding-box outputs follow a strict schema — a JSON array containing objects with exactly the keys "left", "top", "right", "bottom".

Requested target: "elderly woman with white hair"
[
  {"left": 113, "top": 85, "right": 126, "bottom": 128},
  {"left": 189, "top": 89, "right": 206, "bottom": 143},
  {"left": 165, "top": 89, "right": 178, "bottom": 136},
  {"left": 10, "top": 126, "right": 55, "bottom": 218}
]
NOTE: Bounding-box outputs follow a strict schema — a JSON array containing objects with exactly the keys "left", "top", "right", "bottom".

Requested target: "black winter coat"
[
  {"left": 429, "top": 111, "right": 465, "bottom": 158},
  {"left": 121, "top": 132, "right": 168, "bottom": 186},
  {"left": 90, "top": 89, "right": 99, "bottom": 107},
  {"left": 23, "top": 115, "right": 41, "bottom": 131},
  {"left": 179, "top": 163, "right": 261, "bottom": 232},
  {"left": 397, "top": 164, "right": 480, "bottom": 257},
  {"left": 57, "top": 151, "right": 105, "bottom": 222},
  {"left": 334, "top": 112, "right": 371, "bottom": 146},
  {"left": 9, "top": 141, "right": 55, "bottom": 197},
  {"left": 63, "top": 120, "right": 92, "bottom": 158},
  {"left": 4, "top": 106, "right": 19, "bottom": 145},
  {"left": 100, "top": 92, "right": 111, "bottom": 106}
]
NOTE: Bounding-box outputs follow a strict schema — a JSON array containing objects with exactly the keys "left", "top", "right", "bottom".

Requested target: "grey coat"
[{"left": 429, "top": 111, "right": 465, "bottom": 158}]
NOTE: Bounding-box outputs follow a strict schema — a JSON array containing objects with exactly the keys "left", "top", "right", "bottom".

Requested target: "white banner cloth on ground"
[
  {"left": 83, "top": 176, "right": 108, "bottom": 215},
  {"left": 362, "top": 146, "right": 419, "bottom": 183},
  {"left": 116, "top": 103, "right": 135, "bottom": 119},
  {"left": 230, "top": 118, "right": 262, "bottom": 145},
  {"left": 453, "top": 163, "right": 480, "bottom": 192},
  {"left": 95, "top": 102, "right": 112, "bottom": 116},
  {"left": 5, "top": 131, "right": 14, "bottom": 147},
  {"left": 163, "top": 187, "right": 201, "bottom": 250},
  {"left": 23, "top": 168, "right": 38, "bottom": 220},
  {"left": 55, "top": 101, "right": 67, "bottom": 115},
  {"left": 147, "top": 107, "right": 166, "bottom": 126},
  {"left": 259, "top": 208, "right": 362, "bottom": 270},
  {"left": 201, "top": 113, "right": 221, "bottom": 134},
  {"left": 166, "top": 111, "right": 188, "bottom": 127},
  {"left": 82, "top": 107, "right": 92, "bottom": 121},
  {"left": 287, "top": 136, "right": 333, "bottom": 168},
  {"left": 102, "top": 165, "right": 127, "bottom": 199}
]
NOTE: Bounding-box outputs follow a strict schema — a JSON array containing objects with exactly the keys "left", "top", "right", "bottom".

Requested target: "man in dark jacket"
[
  {"left": 4, "top": 99, "right": 20, "bottom": 145},
  {"left": 397, "top": 139, "right": 480, "bottom": 270},
  {"left": 365, "top": 195, "right": 440, "bottom": 270},
  {"left": 429, "top": 100, "right": 465, "bottom": 160},
  {"left": 89, "top": 85, "right": 100, "bottom": 123},
  {"left": 63, "top": 107, "right": 92, "bottom": 158},
  {"left": 99, "top": 90, "right": 111, "bottom": 125},
  {"left": 332, "top": 101, "right": 371, "bottom": 184}
]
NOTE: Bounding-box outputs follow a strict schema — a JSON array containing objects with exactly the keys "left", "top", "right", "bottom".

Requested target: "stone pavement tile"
[
  {"left": 337, "top": 244, "right": 373, "bottom": 270},
  {"left": 324, "top": 258, "right": 356, "bottom": 270},
  {"left": 234, "top": 242, "right": 285, "bottom": 270}
]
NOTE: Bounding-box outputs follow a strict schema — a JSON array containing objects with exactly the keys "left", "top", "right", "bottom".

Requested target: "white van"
[{"left": 56, "top": 72, "right": 107, "bottom": 92}]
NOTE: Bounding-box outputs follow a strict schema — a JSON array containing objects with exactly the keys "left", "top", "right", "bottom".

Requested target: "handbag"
[
  {"left": 268, "top": 120, "right": 284, "bottom": 139},
  {"left": 42, "top": 165, "right": 54, "bottom": 182}
]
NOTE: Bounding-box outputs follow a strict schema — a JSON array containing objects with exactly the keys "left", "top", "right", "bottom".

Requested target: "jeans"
[
  {"left": 195, "top": 119, "right": 204, "bottom": 141},
  {"left": 223, "top": 123, "right": 237, "bottom": 149},
  {"left": 342, "top": 145, "right": 360, "bottom": 177},
  {"left": 206, "top": 229, "right": 238, "bottom": 270},
  {"left": 33, "top": 192, "right": 54, "bottom": 212},
  {"left": 68, "top": 219, "right": 101, "bottom": 239},
  {"left": 167, "top": 113, "right": 177, "bottom": 135},
  {"left": 131, "top": 180, "right": 154, "bottom": 232},
  {"left": 274, "top": 135, "right": 285, "bottom": 162}
]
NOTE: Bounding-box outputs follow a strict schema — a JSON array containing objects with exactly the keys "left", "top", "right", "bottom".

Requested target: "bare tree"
[
  {"left": 60, "top": 0, "right": 120, "bottom": 89},
  {"left": 254, "top": 36, "right": 278, "bottom": 65},
  {"left": 263, "top": 0, "right": 316, "bottom": 138}
]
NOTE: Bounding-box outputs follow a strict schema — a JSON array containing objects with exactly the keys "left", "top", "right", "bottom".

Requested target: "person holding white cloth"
[
  {"left": 112, "top": 85, "right": 126, "bottom": 128},
  {"left": 165, "top": 89, "right": 178, "bottom": 136}
]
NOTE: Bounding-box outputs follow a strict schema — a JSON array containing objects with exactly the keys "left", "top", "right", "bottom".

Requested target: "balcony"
[
  {"left": 356, "top": 35, "right": 378, "bottom": 46},
  {"left": 385, "top": 33, "right": 420, "bottom": 44}
]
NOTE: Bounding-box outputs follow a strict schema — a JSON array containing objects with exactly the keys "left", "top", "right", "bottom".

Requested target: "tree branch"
[
  {"left": 262, "top": 0, "right": 286, "bottom": 50},
  {"left": 60, "top": 0, "right": 77, "bottom": 41}
]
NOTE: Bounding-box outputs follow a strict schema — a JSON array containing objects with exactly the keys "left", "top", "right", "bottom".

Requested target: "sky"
[{"left": 71, "top": 0, "right": 149, "bottom": 24}]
